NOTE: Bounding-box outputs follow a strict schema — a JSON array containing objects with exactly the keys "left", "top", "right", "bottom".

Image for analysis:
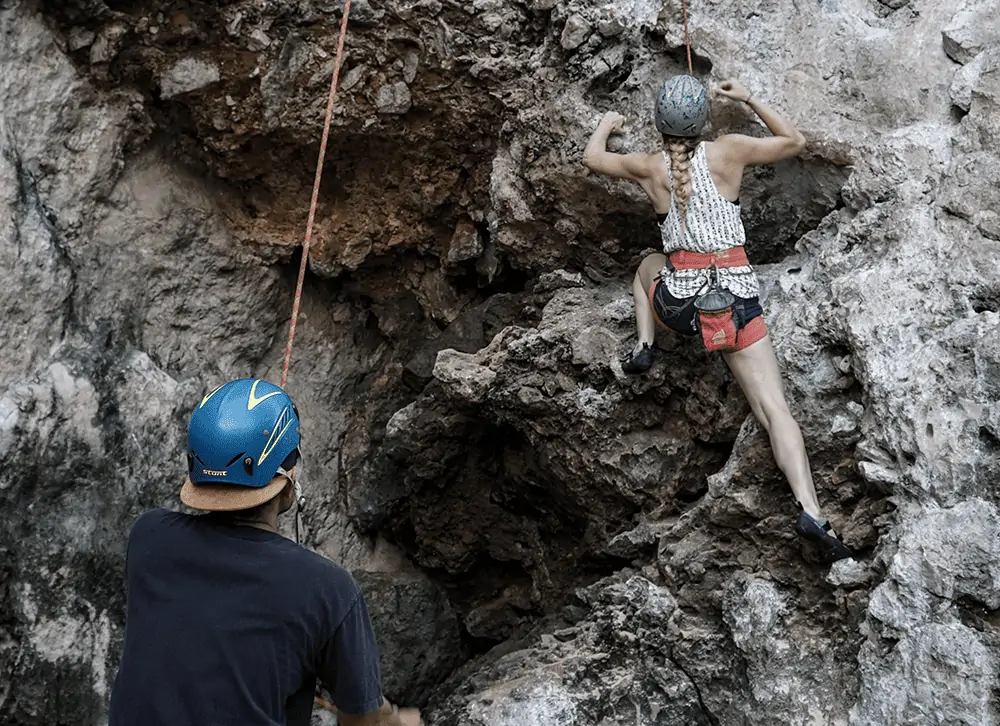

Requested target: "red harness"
[{"left": 668, "top": 246, "right": 750, "bottom": 271}]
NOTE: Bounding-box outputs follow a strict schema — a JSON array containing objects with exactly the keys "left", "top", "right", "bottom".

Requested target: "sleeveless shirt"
[{"left": 658, "top": 143, "right": 760, "bottom": 299}]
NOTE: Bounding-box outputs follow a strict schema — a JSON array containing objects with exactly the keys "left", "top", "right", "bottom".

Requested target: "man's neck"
[
  {"left": 222, "top": 505, "right": 280, "bottom": 533},
  {"left": 229, "top": 516, "right": 277, "bottom": 533}
]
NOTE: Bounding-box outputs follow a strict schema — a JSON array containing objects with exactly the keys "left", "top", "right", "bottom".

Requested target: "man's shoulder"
[
  {"left": 288, "top": 544, "right": 360, "bottom": 594},
  {"left": 130, "top": 507, "right": 187, "bottom": 537}
]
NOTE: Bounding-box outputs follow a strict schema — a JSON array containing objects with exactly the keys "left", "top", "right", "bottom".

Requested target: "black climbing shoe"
[
  {"left": 794, "top": 512, "right": 853, "bottom": 563},
  {"left": 622, "top": 343, "right": 655, "bottom": 374}
]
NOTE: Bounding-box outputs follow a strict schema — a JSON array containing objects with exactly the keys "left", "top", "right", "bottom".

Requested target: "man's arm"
[
  {"left": 318, "top": 593, "right": 421, "bottom": 726},
  {"left": 714, "top": 79, "right": 806, "bottom": 166},
  {"left": 338, "top": 698, "right": 421, "bottom": 726},
  {"left": 582, "top": 111, "right": 652, "bottom": 181}
]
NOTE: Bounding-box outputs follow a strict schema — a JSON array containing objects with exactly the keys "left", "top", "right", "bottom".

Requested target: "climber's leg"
[
  {"left": 635, "top": 253, "right": 666, "bottom": 347},
  {"left": 721, "top": 334, "right": 820, "bottom": 516},
  {"left": 622, "top": 253, "right": 666, "bottom": 374},
  {"left": 723, "top": 335, "right": 852, "bottom": 561}
]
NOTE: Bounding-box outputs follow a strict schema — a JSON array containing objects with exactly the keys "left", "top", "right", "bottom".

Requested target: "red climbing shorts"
[{"left": 646, "top": 248, "right": 767, "bottom": 353}]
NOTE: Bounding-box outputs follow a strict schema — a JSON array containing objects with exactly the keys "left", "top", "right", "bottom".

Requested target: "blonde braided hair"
[{"left": 664, "top": 135, "right": 700, "bottom": 237}]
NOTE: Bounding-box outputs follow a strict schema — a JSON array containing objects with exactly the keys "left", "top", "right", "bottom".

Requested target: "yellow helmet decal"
[
  {"left": 258, "top": 405, "right": 294, "bottom": 466},
  {"left": 199, "top": 383, "right": 225, "bottom": 408},
  {"left": 248, "top": 379, "right": 282, "bottom": 411}
]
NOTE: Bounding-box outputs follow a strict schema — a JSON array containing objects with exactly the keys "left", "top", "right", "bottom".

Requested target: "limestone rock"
[
  {"left": 560, "top": 14, "right": 591, "bottom": 51},
  {"left": 160, "top": 58, "right": 221, "bottom": 99},
  {"left": 852, "top": 622, "right": 997, "bottom": 726},
  {"left": 5, "top": 0, "right": 1000, "bottom": 724},
  {"left": 951, "top": 51, "right": 986, "bottom": 111},
  {"left": 376, "top": 81, "right": 412, "bottom": 114},
  {"left": 432, "top": 349, "right": 496, "bottom": 404},
  {"left": 427, "top": 573, "right": 711, "bottom": 726},
  {"left": 66, "top": 26, "right": 95, "bottom": 51},
  {"left": 247, "top": 28, "right": 271, "bottom": 51},
  {"left": 723, "top": 575, "right": 856, "bottom": 724},
  {"left": 353, "top": 570, "right": 464, "bottom": 707},
  {"left": 446, "top": 219, "right": 483, "bottom": 264},
  {"left": 89, "top": 22, "right": 126, "bottom": 65},
  {"left": 965, "top": 46, "right": 1000, "bottom": 151},
  {"left": 942, "top": 1, "right": 1000, "bottom": 64}
]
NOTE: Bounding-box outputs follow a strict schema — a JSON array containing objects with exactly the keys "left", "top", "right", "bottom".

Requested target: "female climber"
[{"left": 582, "top": 75, "right": 852, "bottom": 562}]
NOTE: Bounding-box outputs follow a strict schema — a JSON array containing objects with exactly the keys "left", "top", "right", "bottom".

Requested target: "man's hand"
[
  {"left": 600, "top": 111, "right": 626, "bottom": 132},
  {"left": 396, "top": 706, "right": 422, "bottom": 726},
  {"left": 715, "top": 79, "right": 752, "bottom": 103},
  {"left": 337, "top": 700, "right": 422, "bottom": 726}
]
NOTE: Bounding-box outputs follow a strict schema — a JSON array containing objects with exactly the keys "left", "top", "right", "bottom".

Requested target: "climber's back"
[
  {"left": 653, "top": 141, "right": 747, "bottom": 255},
  {"left": 583, "top": 76, "right": 805, "bottom": 233}
]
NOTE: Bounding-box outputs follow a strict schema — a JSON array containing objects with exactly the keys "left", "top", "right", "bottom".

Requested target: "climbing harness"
[
  {"left": 669, "top": 249, "right": 747, "bottom": 352},
  {"left": 653, "top": 249, "right": 758, "bottom": 352},
  {"left": 280, "top": 0, "right": 353, "bottom": 389}
]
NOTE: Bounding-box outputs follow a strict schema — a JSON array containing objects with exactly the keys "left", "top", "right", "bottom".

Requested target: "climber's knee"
[
  {"left": 636, "top": 253, "right": 666, "bottom": 291},
  {"left": 756, "top": 396, "right": 795, "bottom": 435}
]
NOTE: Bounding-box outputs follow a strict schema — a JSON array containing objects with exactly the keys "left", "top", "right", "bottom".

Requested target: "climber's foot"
[
  {"left": 794, "top": 512, "right": 853, "bottom": 563},
  {"left": 622, "top": 342, "right": 655, "bottom": 374}
]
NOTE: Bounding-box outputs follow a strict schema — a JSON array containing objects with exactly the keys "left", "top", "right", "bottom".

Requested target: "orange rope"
[
  {"left": 280, "top": 0, "right": 353, "bottom": 388},
  {"left": 681, "top": 0, "right": 693, "bottom": 74},
  {"left": 314, "top": 696, "right": 338, "bottom": 714}
]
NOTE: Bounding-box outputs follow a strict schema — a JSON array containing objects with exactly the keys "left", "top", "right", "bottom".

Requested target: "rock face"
[
  {"left": 430, "top": 572, "right": 713, "bottom": 725},
  {"left": 2, "top": 0, "right": 1000, "bottom": 724}
]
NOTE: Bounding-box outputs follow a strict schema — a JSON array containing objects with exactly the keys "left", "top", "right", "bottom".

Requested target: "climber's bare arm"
[
  {"left": 714, "top": 80, "right": 806, "bottom": 166},
  {"left": 582, "top": 112, "right": 652, "bottom": 181}
]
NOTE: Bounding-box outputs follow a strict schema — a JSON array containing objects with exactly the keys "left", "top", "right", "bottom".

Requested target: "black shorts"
[{"left": 648, "top": 278, "right": 764, "bottom": 338}]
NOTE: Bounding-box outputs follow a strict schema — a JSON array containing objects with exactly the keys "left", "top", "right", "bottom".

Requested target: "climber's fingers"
[
  {"left": 715, "top": 78, "right": 749, "bottom": 101},
  {"left": 600, "top": 110, "right": 626, "bottom": 131}
]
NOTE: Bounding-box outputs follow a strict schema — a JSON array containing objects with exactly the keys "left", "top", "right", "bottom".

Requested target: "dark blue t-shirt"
[{"left": 109, "top": 509, "right": 384, "bottom": 725}]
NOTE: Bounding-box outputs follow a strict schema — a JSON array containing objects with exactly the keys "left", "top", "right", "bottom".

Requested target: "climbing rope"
[
  {"left": 279, "top": 2, "right": 353, "bottom": 707},
  {"left": 277, "top": 4, "right": 353, "bottom": 713},
  {"left": 280, "top": 0, "right": 354, "bottom": 388},
  {"left": 681, "top": 0, "right": 693, "bottom": 74},
  {"left": 314, "top": 696, "right": 338, "bottom": 714}
]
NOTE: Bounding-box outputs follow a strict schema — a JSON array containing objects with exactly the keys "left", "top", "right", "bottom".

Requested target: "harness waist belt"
[{"left": 669, "top": 247, "right": 749, "bottom": 270}]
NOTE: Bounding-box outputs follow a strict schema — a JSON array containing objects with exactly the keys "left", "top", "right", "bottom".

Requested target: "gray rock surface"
[
  {"left": 353, "top": 570, "right": 465, "bottom": 707},
  {"left": 2, "top": 0, "right": 1000, "bottom": 724},
  {"left": 429, "top": 572, "right": 711, "bottom": 726},
  {"left": 942, "top": 0, "right": 1000, "bottom": 64},
  {"left": 160, "top": 58, "right": 221, "bottom": 99}
]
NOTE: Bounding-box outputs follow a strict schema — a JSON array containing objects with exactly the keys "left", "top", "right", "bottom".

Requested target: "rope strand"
[
  {"left": 681, "top": 0, "right": 693, "bottom": 74},
  {"left": 280, "top": 0, "right": 353, "bottom": 388},
  {"left": 314, "top": 696, "right": 338, "bottom": 714}
]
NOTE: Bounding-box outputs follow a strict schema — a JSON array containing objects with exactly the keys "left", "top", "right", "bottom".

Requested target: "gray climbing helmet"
[{"left": 654, "top": 75, "right": 709, "bottom": 137}]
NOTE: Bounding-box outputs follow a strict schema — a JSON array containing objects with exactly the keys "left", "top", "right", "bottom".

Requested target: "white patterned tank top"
[{"left": 658, "top": 143, "right": 760, "bottom": 299}]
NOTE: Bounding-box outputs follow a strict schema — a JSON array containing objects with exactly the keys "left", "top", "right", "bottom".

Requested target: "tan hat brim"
[{"left": 180, "top": 475, "right": 287, "bottom": 512}]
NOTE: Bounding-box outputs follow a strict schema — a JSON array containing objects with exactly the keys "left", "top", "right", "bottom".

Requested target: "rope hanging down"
[
  {"left": 681, "top": 0, "right": 693, "bottom": 74},
  {"left": 278, "top": 3, "right": 352, "bottom": 712},
  {"left": 280, "top": 0, "right": 354, "bottom": 388}
]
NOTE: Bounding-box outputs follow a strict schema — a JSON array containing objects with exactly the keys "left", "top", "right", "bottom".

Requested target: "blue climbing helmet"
[
  {"left": 186, "top": 378, "right": 301, "bottom": 489},
  {"left": 654, "top": 74, "right": 709, "bottom": 137}
]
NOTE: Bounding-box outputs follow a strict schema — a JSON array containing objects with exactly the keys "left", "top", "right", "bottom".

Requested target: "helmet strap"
[{"left": 275, "top": 449, "right": 305, "bottom": 545}]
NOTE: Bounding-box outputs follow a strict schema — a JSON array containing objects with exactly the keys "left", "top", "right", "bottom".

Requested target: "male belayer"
[{"left": 108, "top": 378, "right": 423, "bottom": 725}]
